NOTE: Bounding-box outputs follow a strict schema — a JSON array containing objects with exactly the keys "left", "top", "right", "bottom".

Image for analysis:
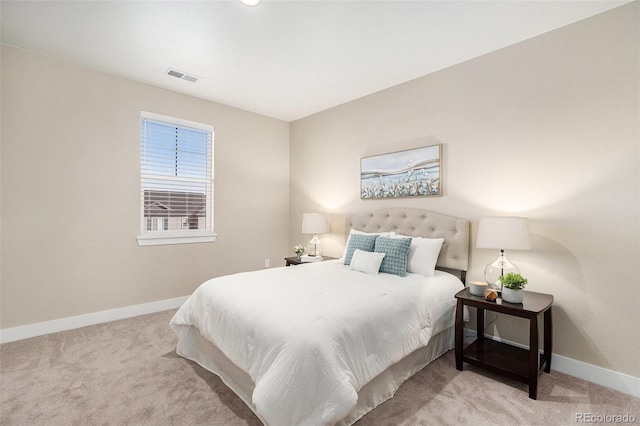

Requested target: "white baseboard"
[
  {"left": 551, "top": 353, "right": 640, "bottom": 399},
  {"left": 0, "top": 296, "right": 188, "bottom": 344},
  {"left": 463, "top": 329, "right": 640, "bottom": 398}
]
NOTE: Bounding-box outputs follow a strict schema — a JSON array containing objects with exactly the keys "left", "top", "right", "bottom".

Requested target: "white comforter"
[{"left": 170, "top": 260, "right": 461, "bottom": 426}]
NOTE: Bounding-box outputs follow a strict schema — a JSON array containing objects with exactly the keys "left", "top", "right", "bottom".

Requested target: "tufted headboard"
[{"left": 346, "top": 208, "right": 470, "bottom": 280}]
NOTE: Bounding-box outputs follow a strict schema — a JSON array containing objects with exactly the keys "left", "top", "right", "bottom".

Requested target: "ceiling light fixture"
[{"left": 239, "top": 0, "right": 262, "bottom": 6}]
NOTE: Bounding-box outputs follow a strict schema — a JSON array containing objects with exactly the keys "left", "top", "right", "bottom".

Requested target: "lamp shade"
[
  {"left": 476, "top": 217, "right": 532, "bottom": 250},
  {"left": 302, "top": 213, "right": 329, "bottom": 234}
]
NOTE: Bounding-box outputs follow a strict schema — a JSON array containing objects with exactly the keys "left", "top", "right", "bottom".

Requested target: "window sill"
[{"left": 136, "top": 233, "right": 217, "bottom": 247}]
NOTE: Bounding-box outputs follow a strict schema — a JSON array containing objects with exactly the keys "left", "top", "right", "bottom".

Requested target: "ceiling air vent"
[{"left": 166, "top": 68, "right": 200, "bottom": 83}]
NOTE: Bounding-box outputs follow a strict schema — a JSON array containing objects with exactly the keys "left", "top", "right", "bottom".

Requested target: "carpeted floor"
[{"left": 1, "top": 310, "right": 638, "bottom": 425}]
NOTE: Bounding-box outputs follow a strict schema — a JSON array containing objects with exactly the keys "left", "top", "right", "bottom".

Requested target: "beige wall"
[
  {"left": 1, "top": 2, "right": 638, "bottom": 380},
  {"left": 290, "top": 3, "right": 639, "bottom": 377},
  {"left": 1, "top": 45, "right": 290, "bottom": 329}
]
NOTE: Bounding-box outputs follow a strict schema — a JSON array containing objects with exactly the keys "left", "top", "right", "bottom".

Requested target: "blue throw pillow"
[
  {"left": 344, "top": 234, "right": 378, "bottom": 265},
  {"left": 374, "top": 236, "right": 412, "bottom": 277}
]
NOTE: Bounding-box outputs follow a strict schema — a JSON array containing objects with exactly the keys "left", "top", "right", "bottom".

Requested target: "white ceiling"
[{"left": 1, "top": 0, "right": 630, "bottom": 122}]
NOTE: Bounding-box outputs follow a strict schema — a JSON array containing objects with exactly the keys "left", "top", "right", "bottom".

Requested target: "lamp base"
[
  {"left": 308, "top": 234, "right": 322, "bottom": 257},
  {"left": 484, "top": 251, "right": 520, "bottom": 293}
]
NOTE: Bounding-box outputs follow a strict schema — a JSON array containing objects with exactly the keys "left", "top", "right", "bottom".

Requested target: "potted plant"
[
  {"left": 293, "top": 245, "right": 306, "bottom": 259},
  {"left": 499, "top": 272, "right": 528, "bottom": 303}
]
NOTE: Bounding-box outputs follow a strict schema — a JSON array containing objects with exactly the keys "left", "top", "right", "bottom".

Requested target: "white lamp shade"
[
  {"left": 302, "top": 213, "right": 329, "bottom": 234},
  {"left": 476, "top": 217, "right": 532, "bottom": 250}
]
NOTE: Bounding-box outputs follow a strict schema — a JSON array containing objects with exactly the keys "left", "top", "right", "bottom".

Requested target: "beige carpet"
[{"left": 1, "top": 310, "right": 638, "bottom": 426}]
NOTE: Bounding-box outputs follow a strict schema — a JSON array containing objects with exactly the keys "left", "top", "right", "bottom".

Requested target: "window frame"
[{"left": 136, "top": 111, "right": 216, "bottom": 247}]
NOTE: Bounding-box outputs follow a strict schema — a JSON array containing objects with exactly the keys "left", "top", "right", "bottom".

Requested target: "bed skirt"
[{"left": 173, "top": 324, "right": 454, "bottom": 425}]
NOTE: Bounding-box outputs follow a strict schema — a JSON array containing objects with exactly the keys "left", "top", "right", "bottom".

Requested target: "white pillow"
[
  {"left": 390, "top": 232, "right": 444, "bottom": 277},
  {"left": 341, "top": 229, "right": 391, "bottom": 260},
  {"left": 349, "top": 249, "right": 386, "bottom": 275}
]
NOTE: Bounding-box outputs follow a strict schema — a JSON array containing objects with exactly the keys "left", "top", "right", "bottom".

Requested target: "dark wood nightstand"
[
  {"left": 454, "top": 287, "right": 553, "bottom": 400},
  {"left": 285, "top": 256, "right": 338, "bottom": 266}
]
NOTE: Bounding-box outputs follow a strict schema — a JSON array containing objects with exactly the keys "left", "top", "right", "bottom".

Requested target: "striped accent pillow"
[
  {"left": 343, "top": 234, "right": 378, "bottom": 265},
  {"left": 374, "top": 236, "right": 412, "bottom": 277}
]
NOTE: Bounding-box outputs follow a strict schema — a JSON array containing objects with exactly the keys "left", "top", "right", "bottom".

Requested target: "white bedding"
[{"left": 170, "top": 260, "right": 462, "bottom": 426}]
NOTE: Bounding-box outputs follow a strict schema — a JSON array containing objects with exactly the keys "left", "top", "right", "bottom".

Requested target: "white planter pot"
[{"left": 502, "top": 287, "right": 524, "bottom": 304}]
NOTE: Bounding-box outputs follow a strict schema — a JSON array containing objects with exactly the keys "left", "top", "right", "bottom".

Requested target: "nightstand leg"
[
  {"left": 544, "top": 307, "right": 552, "bottom": 373},
  {"left": 529, "top": 315, "right": 539, "bottom": 400},
  {"left": 455, "top": 299, "right": 464, "bottom": 371},
  {"left": 476, "top": 307, "right": 485, "bottom": 341}
]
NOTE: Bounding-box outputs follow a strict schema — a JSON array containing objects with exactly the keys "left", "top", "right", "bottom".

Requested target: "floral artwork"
[{"left": 360, "top": 144, "right": 442, "bottom": 199}]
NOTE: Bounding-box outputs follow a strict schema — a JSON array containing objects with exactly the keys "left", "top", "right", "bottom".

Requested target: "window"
[{"left": 137, "top": 112, "right": 215, "bottom": 246}]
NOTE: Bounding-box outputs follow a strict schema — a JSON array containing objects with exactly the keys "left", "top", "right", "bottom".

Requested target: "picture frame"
[{"left": 360, "top": 144, "right": 442, "bottom": 199}]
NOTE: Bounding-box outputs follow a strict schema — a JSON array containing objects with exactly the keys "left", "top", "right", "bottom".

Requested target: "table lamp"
[
  {"left": 302, "top": 213, "right": 329, "bottom": 258},
  {"left": 476, "top": 217, "right": 532, "bottom": 293}
]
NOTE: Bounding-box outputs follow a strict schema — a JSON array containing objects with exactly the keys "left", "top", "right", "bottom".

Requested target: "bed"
[{"left": 170, "top": 208, "right": 470, "bottom": 425}]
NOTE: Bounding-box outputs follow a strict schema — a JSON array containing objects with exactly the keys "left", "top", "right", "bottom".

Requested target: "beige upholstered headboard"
[{"left": 346, "top": 208, "right": 470, "bottom": 279}]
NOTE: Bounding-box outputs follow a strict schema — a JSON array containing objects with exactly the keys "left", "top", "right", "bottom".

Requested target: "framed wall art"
[{"left": 360, "top": 144, "right": 442, "bottom": 199}]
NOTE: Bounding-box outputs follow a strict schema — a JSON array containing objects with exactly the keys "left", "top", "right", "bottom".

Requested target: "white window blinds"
[{"left": 138, "top": 112, "right": 215, "bottom": 246}]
